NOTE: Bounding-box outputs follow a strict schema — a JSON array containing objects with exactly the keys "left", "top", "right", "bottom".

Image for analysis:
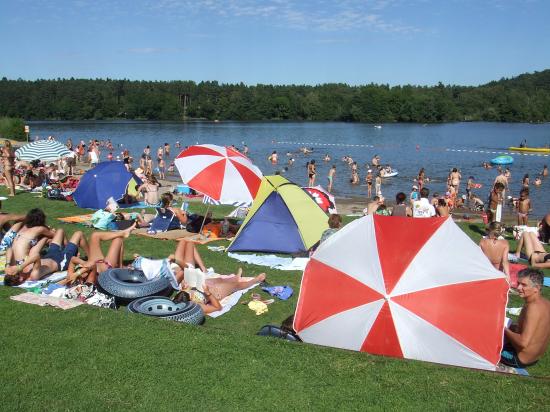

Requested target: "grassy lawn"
[{"left": 0, "top": 190, "right": 549, "bottom": 410}]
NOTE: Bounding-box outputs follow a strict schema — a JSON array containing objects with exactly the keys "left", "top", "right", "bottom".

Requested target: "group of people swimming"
[{"left": 2, "top": 207, "right": 265, "bottom": 315}]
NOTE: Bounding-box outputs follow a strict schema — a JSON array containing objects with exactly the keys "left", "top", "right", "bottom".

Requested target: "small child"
[{"left": 517, "top": 188, "right": 531, "bottom": 225}]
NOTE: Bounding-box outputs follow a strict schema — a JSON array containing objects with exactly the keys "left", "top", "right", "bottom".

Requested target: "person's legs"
[
  {"left": 521, "top": 232, "right": 546, "bottom": 259},
  {"left": 174, "top": 239, "right": 206, "bottom": 272},
  {"left": 5, "top": 169, "right": 16, "bottom": 196},
  {"left": 0, "top": 213, "right": 25, "bottom": 228},
  {"left": 68, "top": 230, "right": 89, "bottom": 256},
  {"left": 206, "top": 270, "right": 266, "bottom": 300}
]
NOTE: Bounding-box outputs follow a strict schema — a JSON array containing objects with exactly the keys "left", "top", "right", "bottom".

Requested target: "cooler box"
[{"left": 176, "top": 184, "right": 192, "bottom": 194}]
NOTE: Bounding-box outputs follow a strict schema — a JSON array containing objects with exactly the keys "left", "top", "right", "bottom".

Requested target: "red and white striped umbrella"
[
  {"left": 174, "top": 144, "right": 262, "bottom": 204},
  {"left": 294, "top": 215, "right": 509, "bottom": 371}
]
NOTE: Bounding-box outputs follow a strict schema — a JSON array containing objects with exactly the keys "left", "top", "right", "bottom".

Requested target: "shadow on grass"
[{"left": 469, "top": 224, "right": 486, "bottom": 237}]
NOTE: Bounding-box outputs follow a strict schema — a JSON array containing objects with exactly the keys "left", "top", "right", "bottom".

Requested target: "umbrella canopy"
[
  {"left": 294, "top": 215, "right": 509, "bottom": 371},
  {"left": 302, "top": 186, "right": 337, "bottom": 214},
  {"left": 73, "top": 162, "right": 141, "bottom": 209},
  {"left": 15, "top": 140, "right": 72, "bottom": 162},
  {"left": 174, "top": 144, "right": 262, "bottom": 204}
]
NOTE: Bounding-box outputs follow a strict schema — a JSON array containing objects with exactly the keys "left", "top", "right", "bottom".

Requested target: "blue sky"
[{"left": 0, "top": 0, "right": 549, "bottom": 86}]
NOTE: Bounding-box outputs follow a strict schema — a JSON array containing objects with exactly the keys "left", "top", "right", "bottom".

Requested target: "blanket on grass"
[
  {"left": 58, "top": 214, "right": 94, "bottom": 224},
  {"left": 10, "top": 292, "right": 83, "bottom": 310},
  {"left": 223, "top": 252, "right": 309, "bottom": 271}
]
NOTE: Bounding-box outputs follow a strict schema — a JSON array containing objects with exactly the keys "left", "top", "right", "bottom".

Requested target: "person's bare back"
[
  {"left": 515, "top": 297, "right": 550, "bottom": 364},
  {"left": 479, "top": 238, "right": 508, "bottom": 271},
  {"left": 504, "top": 269, "right": 550, "bottom": 367}
]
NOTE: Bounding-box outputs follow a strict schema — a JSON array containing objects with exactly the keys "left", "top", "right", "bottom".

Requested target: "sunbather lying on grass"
[
  {"left": 4, "top": 229, "right": 89, "bottom": 286},
  {"left": 60, "top": 224, "right": 135, "bottom": 285},
  {"left": 134, "top": 239, "right": 266, "bottom": 313}
]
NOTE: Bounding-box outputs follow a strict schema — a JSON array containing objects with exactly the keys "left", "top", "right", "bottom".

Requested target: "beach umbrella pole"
[{"left": 197, "top": 203, "right": 212, "bottom": 238}]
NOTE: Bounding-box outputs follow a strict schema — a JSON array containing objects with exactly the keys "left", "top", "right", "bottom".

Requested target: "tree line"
[{"left": 1, "top": 70, "right": 550, "bottom": 123}]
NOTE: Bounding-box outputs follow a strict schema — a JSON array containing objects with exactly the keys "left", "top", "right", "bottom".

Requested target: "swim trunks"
[
  {"left": 43, "top": 242, "right": 79, "bottom": 271},
  {"left": 500, "top": 343, "right": 538, "bottom": 369}
]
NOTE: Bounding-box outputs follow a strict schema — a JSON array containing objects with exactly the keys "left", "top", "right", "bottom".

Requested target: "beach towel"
[
  {"left": 262, "top": 285, "right": 293, "bottom": 300},
  {"left": 544, "top": 278, "right": 550, "bottom": 287},
  {"left": 58, "top": 214, "right": 94, "bottom": 224},
  {"left": 226, "top": 253, "right": 309, "bottom": 271},
  {"left": 134, "top": 228, "right": 195, "bottom": 240},
  {"left": 10, "top": 292, "right": 84, "bottom": 310},
  {"left": 509, "top": 263, "right": 528, "bottom": 289}
]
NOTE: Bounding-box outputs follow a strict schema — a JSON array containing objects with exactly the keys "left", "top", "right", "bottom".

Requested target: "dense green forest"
[{"left": 1, "top": 70, "right": 550, "bottom": 123}]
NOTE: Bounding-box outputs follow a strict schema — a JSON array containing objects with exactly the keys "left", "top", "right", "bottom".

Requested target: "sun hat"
[{"left": 412, "top": 185, "right": 418, "bottom": 189}]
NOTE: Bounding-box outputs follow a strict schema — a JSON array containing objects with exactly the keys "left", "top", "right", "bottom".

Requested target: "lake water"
[{"left": 28, "top": 121, "right": 550, "bottom": 218}]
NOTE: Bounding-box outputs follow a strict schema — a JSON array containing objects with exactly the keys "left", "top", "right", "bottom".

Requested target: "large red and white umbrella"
[
  {"left": 174, "top": 144, "right": 262, "bottom": 204},
  {"left": 294, "top": 215, "right": 509, "bottom": 371}
]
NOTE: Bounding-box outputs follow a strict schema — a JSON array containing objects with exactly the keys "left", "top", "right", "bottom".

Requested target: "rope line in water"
[{"left": 274, "top": 141, "right": 550, "bottom": 157}]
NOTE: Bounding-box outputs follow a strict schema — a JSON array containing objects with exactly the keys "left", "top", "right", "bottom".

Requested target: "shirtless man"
[
  {"left": 327, "top": 165, "right": 336, "bottom": 193},
  {"left": 364, "top": 196, "right": 382, "bottom": 215},
  {"left": 436, "top": 198, "right": 450, "bottom": 217},
  {"left": 494, "top": 170, "right": 508, "bottom": 198},
  {"left": 501, "top": 268, "right": 550, "bottom": 368},
  {"left": 479, "top": 222, "right": 509, "bottom": 280}
]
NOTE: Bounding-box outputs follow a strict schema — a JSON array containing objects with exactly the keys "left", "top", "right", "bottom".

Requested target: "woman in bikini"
[
  {"left": 171, "top": 240, "right": 266, "bottom": 314},
  {"left": 6, "top": 209, "right": 55, "bottom": 274},
  {"left": 479, "top": 222, "right": 510, "bottom": 280},
  {"left": 514, "top": 214, "right": 550, "bottom": 269},
  {"left": 138, "top": 174, "right": 160, "bottom": 206},
  {"left": 2, "top": 140, "right": 16, "bottom": 196},
  {"left": 307, "top": 160, "right": 316, "bottom": 186}
]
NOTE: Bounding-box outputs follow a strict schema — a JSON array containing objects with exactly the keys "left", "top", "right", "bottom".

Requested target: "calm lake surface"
[{"left": 28, "top": 121, "right": 550, "bottom": 218}]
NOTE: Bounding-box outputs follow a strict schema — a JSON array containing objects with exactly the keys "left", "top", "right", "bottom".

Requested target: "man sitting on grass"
[{"left": 501, "top": 268, "right": 550, "bottom": 368}]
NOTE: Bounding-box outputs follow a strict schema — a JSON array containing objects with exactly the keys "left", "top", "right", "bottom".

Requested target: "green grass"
[{"left": 1, "top": 191, "right": 549, "bottom": 410}]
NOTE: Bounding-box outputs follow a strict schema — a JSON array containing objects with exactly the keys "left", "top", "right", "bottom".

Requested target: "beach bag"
[{"left": 47, "top": 188, "right": 64, "bottom": 200}]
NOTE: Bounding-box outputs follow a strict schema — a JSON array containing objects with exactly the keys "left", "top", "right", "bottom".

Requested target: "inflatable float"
[
  {"left": 98, "top": 268, "right": 173, "bottom": 302},
  {"left": 127, "top": 296, "right": 205, "bottom": 325},
  {"left": 508, "top": 147, "right": 550, "bottom": 153},
  {"left": 380, "top": 169, "right": 399, "bottom": 177},
  {"left": 490, "top": 155, "right": 514, "bottom": 165}
]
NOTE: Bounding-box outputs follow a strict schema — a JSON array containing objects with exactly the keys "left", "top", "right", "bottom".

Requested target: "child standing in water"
[
  {"left": 327, "top": 165, "right": 336, "bottom": 193},
  {"left": 517, "top": 188, "right": 531, "bottom": 225},
  {"left": 375, "top": 173, "right": 382, "bottom": 197}
]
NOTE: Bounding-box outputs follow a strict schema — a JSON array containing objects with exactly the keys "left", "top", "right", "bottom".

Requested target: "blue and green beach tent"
[{"left": 227, "top": 175, "right": 329, "bottom": 254}]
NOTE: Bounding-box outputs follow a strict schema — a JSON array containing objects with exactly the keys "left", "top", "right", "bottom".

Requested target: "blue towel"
[
  {"left": 544, "top": 277, "right": 550, "bottom": 287},
  {"left": 262, "top": 285, "right": 293, "bottom": 300}
]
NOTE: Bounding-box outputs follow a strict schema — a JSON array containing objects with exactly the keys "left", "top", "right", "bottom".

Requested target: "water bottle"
[{"left": 221, "top": 219, "right": 229, "bottom": 236}]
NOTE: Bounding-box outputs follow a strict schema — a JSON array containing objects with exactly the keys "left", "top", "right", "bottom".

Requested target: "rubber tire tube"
[
  {"left": 98, "top": 268, "right": 173, "bottom": 301},
  {"left": 129, "top": 296, "right": 205, "bottom": 325}
]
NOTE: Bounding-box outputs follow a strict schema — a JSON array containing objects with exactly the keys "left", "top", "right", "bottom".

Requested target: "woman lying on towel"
[
  {"left": 135, "top": 239, "right": 266, "bottom": 314},
  {"left": 515, "top": 229, "right": 550, "bottom": 269},
  {"left": 60, "top": 224, "right": 136, "bottom": 285}
]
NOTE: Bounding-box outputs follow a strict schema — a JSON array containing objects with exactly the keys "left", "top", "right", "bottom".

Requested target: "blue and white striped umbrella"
[{"left": 15, "top": 140, "right": 72, "bottom": 162}]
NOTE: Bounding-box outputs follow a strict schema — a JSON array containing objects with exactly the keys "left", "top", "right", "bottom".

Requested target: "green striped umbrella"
[{"left": 15, "top": 140, "right": 72, "bottom": 162}]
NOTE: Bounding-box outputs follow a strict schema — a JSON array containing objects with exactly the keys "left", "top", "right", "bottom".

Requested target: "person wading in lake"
[{"left": 327, "top": 165, "right": 336, "bottom": 193}]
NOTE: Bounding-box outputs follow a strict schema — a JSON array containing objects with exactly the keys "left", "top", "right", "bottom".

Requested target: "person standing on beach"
[
  {"left": 449, "top": 168, "right": 461, "bottom": 195},
  {"left": 158, "top": 155, "right": 166, "bottom": 180},
  {"left": 1, "top": 140, "right": 16, "bottom": 197},
  {"left": 517, "top": 188, "right": 531, "bottom": 226},
  {"left": 365, "top": 169, "right": 373, "bottom": 198},
  {"left": 327, "top": 165, "right": 336, "bottom": 193},
  {"left": 375, "top": 173, "right": 382, "bottom": 197},
  {"left": 487, "top": 182, "right": 505, "bottom": 223}
]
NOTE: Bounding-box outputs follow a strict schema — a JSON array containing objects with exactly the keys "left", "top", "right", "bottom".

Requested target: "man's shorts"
[
  {"left": 500, "top": 343, "right": 538, "bottom": 369},
  {"left": 43, "top": 242, "right": 78, "bottom": 271}
]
